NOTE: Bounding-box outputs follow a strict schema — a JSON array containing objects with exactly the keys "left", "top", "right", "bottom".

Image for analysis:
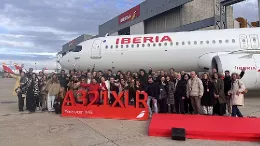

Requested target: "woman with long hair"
[
  {"left": 40, "top": 75, "right": 48, "bottom": 112},
  {"left": 126, "top": 71, "right": 132, "bottom": 79},
  {"left": 47, "top": 74, "right": 61, "bottom": 112},
  {"left": 21, "top": 73, "right": 39, "bottom": 113},
  {"left": 166, "top": 75, "right": 175, "bottom": 113},
  {"left": 128, "top": 78, "right": 136, "bottom": 106},
  {"left": 228, "top": 73, "right": 246, "bottom": 117},
  {"left": 201, "top": 73, "right": 214, "bottom": 115}
]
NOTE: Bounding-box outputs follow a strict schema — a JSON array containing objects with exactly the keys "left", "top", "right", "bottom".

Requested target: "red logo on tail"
[{"left": 2, "top": 63, "right": 15, "bottom": 74}]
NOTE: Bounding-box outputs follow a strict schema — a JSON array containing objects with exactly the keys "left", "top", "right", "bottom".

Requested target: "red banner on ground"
[{"left": 62, "top": 90, "right": 149, "bottom": 121}]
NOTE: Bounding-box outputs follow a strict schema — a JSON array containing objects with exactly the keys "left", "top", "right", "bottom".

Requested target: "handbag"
[{"left": 238, "top": 80, "right": 248, "bottom": 94}]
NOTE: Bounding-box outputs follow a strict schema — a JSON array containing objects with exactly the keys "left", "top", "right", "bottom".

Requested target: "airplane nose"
[{"left": 59, "top": 55, "right": 69, "bottom": 69}]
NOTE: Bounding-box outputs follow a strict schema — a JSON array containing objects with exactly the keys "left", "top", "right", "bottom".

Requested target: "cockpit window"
[
  {"left": 72, "top": 45, "right": 82, "bottom": 52},
  {"left": 62, "top": 52, "right": 66, "bottom": 56}
]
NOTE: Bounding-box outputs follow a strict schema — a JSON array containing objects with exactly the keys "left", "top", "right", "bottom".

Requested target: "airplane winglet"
[{"left": 13, "top": 63, "right": 22, "bottom": 70}]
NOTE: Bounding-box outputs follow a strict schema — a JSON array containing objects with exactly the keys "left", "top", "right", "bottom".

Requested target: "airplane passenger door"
[
  {"left": 249, "top": 34, "right": 260, "bottom": 49},
  {"left": 91, "top": 39, "right": 102, "bottom": 59},
  {"left": 239, "top": 34, "right": 249, "bottom": 49}
]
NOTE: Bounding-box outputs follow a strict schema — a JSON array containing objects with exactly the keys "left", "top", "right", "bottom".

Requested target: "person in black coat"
[
  {"left": 174, "top": 73, "right": 186, "bottom": 114},
  {"left": 109, "top": 77, "right": 119, "bottom": 106},
  {"left": 182, "top": 74, "right": 193, "bottom": 114},
  {"left": 138, "top": 69, "right": 149, "bottom": 85},
  {"left": 201, "top": 73, "right": 214, "bottom": 115},
  {"left": 157, "top": 76, "right": 168, "bottom": 113},
  {"left": 144, "top": 77, "right": 159, "bottom": 118}
]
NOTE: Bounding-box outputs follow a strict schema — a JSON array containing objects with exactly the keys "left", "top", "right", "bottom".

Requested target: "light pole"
[
  {"left": 35, "top": 63, "right": 36, "bottom": 70},
  {"left": 258, "top": 0, "right": 260, "bottom": 25}
]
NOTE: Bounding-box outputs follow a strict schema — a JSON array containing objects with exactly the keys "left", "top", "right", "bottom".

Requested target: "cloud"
[
  {"left": 0, "top": 0, "right": 258, "bottom": 69},
  {"left": 0, "top": 0, "right": 143, "bottom": 68},
  {"left": 233, "top": 0, "right": 259, "bottom": 22}
]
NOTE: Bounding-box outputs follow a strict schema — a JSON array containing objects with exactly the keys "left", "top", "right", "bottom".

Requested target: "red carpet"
[{"left": 148, "top": 114, "right": 260, "bottom": 141}]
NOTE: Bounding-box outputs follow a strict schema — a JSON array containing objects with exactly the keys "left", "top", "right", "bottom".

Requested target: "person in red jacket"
[{"left": 80, "top": 78, "right": 101, "bottom": 104}]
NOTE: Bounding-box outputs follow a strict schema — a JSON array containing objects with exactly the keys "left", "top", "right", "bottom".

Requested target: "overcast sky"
[{"left": 0, "top": 0, "right": 259, "bottom": 70}]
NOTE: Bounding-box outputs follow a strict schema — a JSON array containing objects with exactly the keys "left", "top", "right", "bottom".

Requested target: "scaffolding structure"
[{"left": 214, "top": 0, "right": 245, "bottom": 29}]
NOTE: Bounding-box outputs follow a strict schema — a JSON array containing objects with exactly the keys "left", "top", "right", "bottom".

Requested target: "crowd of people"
[{"left": 9, "top": 67, "right": 247, "bottom": 118}]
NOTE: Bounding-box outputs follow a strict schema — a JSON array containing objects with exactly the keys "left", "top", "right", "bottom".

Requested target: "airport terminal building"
[{"left": 98, "top": 0, "right": 234, "bottom": 36}]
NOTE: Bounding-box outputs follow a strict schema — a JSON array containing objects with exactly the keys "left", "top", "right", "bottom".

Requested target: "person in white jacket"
[{"left": 228, "top": 73, "right": 246, "bottom": 117}]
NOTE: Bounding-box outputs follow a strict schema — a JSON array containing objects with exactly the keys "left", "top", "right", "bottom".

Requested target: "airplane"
[
  {"left": 14, "top": 63, "right": 58, "bottom": 74},
  {"left": 2, "top": 62, "right": 15, "bottom": 74},
  {"left": 2, "top": 62, "right": 57, "bottom": 75},
  {"left": 59, "top": 27, "right": 260, "bottom": 90}
]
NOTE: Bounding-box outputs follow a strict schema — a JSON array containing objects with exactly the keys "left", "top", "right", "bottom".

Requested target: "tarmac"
[{"left": 0, "top": 78, "right": 260, "bottom": 146}]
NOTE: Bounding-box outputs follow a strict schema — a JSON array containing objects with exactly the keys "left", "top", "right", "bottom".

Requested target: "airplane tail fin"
[
  {"left": 2, "top": 62, "right": 15, "bottom": 74},
  {"left": 14, "top": 63, "right": 22, "bottom": 70}
]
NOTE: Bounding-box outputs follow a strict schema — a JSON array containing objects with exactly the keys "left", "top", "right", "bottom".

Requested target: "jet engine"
[{"left": 211, "top": 53, "right": 260, "bottom": 90}]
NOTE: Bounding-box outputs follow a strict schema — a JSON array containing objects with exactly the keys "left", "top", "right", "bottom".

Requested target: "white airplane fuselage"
[{"left": 59, "top": 28, "right": 260, "bottom": 90}]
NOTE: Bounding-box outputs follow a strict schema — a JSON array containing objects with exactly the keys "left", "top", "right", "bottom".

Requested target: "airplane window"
[
  {"left": 212, "top": 40, "right": 216, "bottom": 44},
  {"left": 200, "top": 41, "right": 203, "bottom": 44},
  {"left": 188, "top": 41, "right": 191, "bottom": 45},
  {"left": 225, "top": 39, "right": 229, "bottom": 43},
  {"left": 153, "top": 43, "right": 156, "bottom": 47},
  {"left": 116, "top": 45, "right": 118, "bottom": 49},
  {"left": 170, "top": 42, "right": 173, "bottom": 46},
  {"left": 142, "top": 44, "right": 145, "bottom": 47},
  {"left": 121, "top": 45, "right": 123, "bottom": 48},
  {"left": 147, "top": 44, "right": 150, "bottom": 47},
  {"left": 182, "top": 42, "right": 185, "bottom": 45},
  {"left": 137, "top": 44, "right": 139, "bottom": 47},
  {"left": 105, "top": 45, "right": 108, "bottom": 49},
  {"left": 242, "top": 39, "right": 245, "bottom": 42},
  {"left": 72, "top": 45, "right": 82, "bottom": 52},
  {"left": 110, "top": 45, "right": 113, "bottom": 49},
  {"left": 219, "top": 40, "right": 222, "bottom": 43},
  {"left": 194, "top": 41, "right": 197, "bottom": 45},
  {"left": 126, "top": 45, "right": 129, "bottom": 48},
  {"left": 164, "top": 42, "right": 167, "bottom": 46},
  {"left": 206, "top": 41, "right": 209, "bottom": 44},
  {"left": 232, "top": 39, "right": 235, "bottom": 43},
  {"left": 159, "top": 43, "right": 161, "bottom": 46},
  {"left": 176, "top": 42, "right": 179, "bottom": 46},
  {"left": 131, "top": 44, "right": 134, "bottom": 48}
]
